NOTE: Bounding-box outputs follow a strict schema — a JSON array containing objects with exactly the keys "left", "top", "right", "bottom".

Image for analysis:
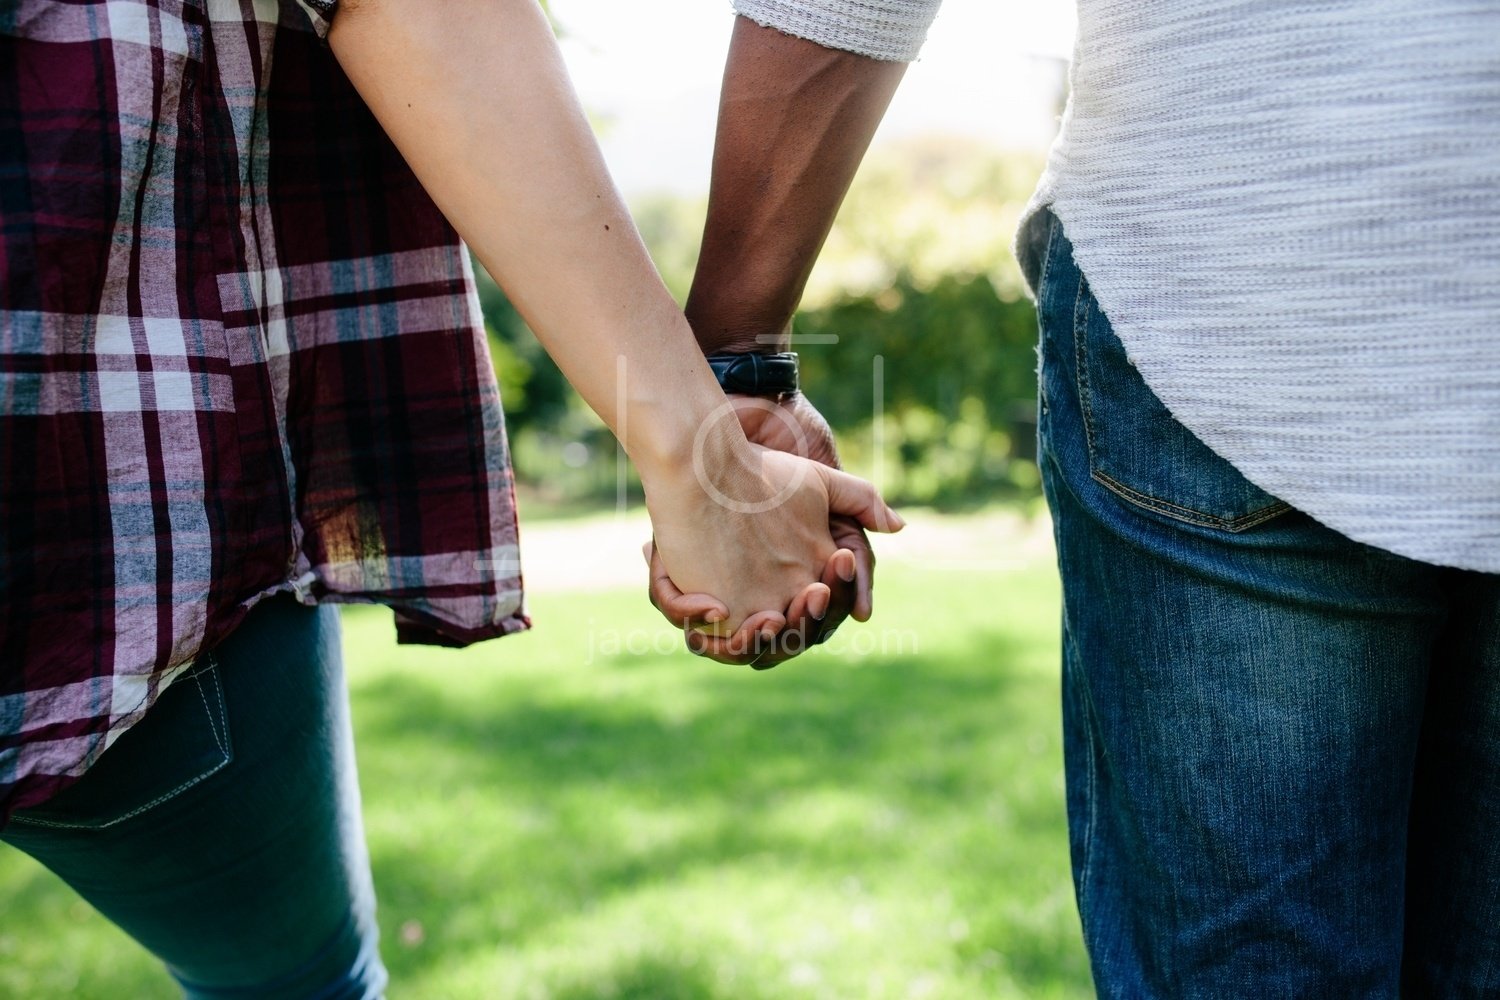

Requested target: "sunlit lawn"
[{"left": 0, "top": 520, "right": 1089, "bottom": 998}]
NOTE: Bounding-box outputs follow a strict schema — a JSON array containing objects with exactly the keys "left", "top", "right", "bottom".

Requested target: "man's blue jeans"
[
  {"left": 1, "top": 595, "right": 387, "bottom": 998},
  {"left": 1030, "top": 208, "right": 1500, "bottom": 998}
]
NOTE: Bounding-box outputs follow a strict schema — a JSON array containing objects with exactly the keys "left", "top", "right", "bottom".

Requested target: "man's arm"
[
  {"left": 650, "top": 13, "right": 934, "bottom": 665},
  {"left": 684, "top": 17, "right": 909, "bottom": 353}
]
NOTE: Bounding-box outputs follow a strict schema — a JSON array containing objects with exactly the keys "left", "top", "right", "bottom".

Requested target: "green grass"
[{"left": 0, "top": 555, "right": 1089, "bottom": 998}]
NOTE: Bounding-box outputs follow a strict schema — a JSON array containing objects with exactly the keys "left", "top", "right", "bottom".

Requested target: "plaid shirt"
[{"left": 0, "top": 0, "right": 529, "bottom": 823}]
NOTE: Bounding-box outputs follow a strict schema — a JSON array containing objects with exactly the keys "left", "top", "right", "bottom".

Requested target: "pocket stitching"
[
  {"left": 8, "top": 659, "right": 233, "bottom": 831},
  {"left": 1089, "top": 468, "right": 1292, "bottom": 532},
  {"left": 1071, "top": 277, "right": 1290, "bottom": 533},
  {"left": 1033, "top": 212, "right": 1063, "bottom": 420},
  {"left": 196, "top": 654, "right": 228, "bottom": 759}
]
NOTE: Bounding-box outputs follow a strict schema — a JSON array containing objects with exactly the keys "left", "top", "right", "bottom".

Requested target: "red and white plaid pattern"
[{"left": 0, "top": 0, "right": 529, "bottom": 822}]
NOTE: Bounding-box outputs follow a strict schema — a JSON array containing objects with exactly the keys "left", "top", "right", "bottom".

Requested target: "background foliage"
[{"left": 482, "top": 139, "right": 1045, "bottom": 509}]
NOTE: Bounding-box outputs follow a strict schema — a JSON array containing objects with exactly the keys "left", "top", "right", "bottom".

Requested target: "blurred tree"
[
  {"left": 473, "top": 265, "right": 570, "bottom": 436},
  {"left": 797, "top": 272, "right": 1036, "bottom": 428},
  {"left": 630, "top": 193, "right": 708, "bottom": 302},
  {"left": 808, "top": 136, "right": 1042, "bottom": 304},
  {"left": 795, "top": 271, "right": 1040, "bottom": 506},
  {"left": 475, "top": 141, "right": 1046, "bottom": 508}
]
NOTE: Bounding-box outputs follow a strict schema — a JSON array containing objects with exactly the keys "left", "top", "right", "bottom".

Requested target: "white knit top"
[
  {"left": 733, "top": 0, "right": 942, "bottom": 61},
  {"left": 735, "top": 0, "right": 1500, "bottom": 572}
]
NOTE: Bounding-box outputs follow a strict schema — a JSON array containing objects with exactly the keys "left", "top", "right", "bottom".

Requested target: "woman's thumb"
[{"left": 820, "top": 467, "right": 905, "bottom": 534}]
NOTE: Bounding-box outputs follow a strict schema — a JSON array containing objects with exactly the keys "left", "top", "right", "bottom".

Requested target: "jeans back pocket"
[
  {"left": 1072, "top": 271, "right": 1290, "bottom": 533},
  {"left": 7, "top": 657, "right": 233, "bottom": 832}
]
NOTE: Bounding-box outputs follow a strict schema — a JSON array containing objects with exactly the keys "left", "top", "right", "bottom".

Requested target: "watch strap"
[{"left": 706, "top": 352, "right": 799, "bottom": 397}]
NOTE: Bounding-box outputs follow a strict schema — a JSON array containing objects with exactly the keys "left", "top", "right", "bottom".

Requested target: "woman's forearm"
[
  {"left": 325, "top": 0, "right": 903, "bottom": 632},
  {"left": 327, "top": 0, "right": 735, "bottom": 477}
]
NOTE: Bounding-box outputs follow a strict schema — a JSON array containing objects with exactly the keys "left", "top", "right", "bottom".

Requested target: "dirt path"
[{"left": 517, "top": 506, "right": 1054, "bottom": 596}]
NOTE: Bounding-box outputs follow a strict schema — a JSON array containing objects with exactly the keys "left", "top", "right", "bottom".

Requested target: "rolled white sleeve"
[{"left": 732, "top": 0, "right": 943, "bottom": 62}]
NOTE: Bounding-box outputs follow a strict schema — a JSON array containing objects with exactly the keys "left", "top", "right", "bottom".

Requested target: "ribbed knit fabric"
[
  {"left": 1018, "top": 1, "right": 1500, "bottom": 572},
  {"left": 732, "top": 0, "right": 940, "bottom": 62},
  {"left": 740, "top": 0, "right": 1500, "bottom": 572}
]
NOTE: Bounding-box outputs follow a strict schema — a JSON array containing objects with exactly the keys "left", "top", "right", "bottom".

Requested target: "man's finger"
[
  {"left": 828, "top": 517, "right": 873, "bottom": 622},
  {"left": 811, "top": 550, "right": 853, "bottom": 616},
  {"left": 851, "top": 543, "right": 874, "bottom": 622},
  {"left": 804, "top": 548, "right": 855, "bottom": 644},
  {"left": 786, "top": 581, "right": 830, "bottom": 627},
  {"left": 748, "top": 573, "right": 849, "bottom": 669},
  {"left": 806, "top": 582, "right": 831, "bottom": 623}
]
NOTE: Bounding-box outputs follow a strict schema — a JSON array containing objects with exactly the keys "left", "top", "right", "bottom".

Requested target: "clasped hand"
[{"left": 642, "top": 393, "right": 898, "bottom": 668}]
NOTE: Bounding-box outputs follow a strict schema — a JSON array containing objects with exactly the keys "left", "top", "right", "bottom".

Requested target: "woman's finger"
[
  {"left": 686, "top": 614, "right": 785, "bottom": 665},
  {"left": 645, "top": 541, "right": 729, "bottom": 628},
  {"left": 686, "top": 630, "right": 759, "bottom": 666},
  {"left": 818, "top": 466, "right": 905, "bottom": 533}
]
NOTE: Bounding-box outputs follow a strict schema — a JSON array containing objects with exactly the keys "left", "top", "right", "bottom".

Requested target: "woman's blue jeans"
[
  {"left": 1030, "top": 208, "right": 1500, "bottom": 998},
  {"left": 2, "top": 595, "right": 387, "bottom": 998}
]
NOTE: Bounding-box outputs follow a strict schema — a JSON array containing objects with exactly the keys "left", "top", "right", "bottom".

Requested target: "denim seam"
[
  {"left": 1072, "top": 272, "right": 1101, "bottom": 466},
  {"left": 1033, "top": 212, "right": 1062, "bottom": 426},
  {"left": 1065, "top": 626, "right": 1100, "bottom": 934},
  {"left": 1043, "top": 449, "right": 1102, "bottom": 935},
  {"left": 9, "top": 659, "right": 232, "bottom": 831},
  {"left": 1036, "top": 210, "right": 1062, "bottom": 315}
]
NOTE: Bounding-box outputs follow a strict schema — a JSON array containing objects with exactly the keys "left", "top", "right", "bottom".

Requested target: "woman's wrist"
[{"left": 627, "top": 383, "right": 754, "bottom": 497}]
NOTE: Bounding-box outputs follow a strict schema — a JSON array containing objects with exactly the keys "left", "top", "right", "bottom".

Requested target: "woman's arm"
[
  {"left": 325, "top": 0, "right": 900, "bottom": 634},
  {"left": 329, "top": 0, "right": 712, "bottom": 473}
]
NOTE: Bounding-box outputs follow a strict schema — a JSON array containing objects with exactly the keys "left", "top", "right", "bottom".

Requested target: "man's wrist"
[
  {"left": 701, "top": 332, "right": 788, "bottom": 355},
  {"left": 684, "top": 287, "right": 794, "bottom": 355},
  {"left": 689, "top": 323, "right": 792, "bottom": 356}
]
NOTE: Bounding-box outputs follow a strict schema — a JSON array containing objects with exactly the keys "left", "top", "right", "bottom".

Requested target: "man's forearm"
[{"left": 685, "top": 17, "right": 908, "bottom": 354}]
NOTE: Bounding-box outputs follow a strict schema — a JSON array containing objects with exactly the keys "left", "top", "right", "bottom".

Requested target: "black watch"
[{"left": 706, "top": 352, "right": 799, "bottom": 398}]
